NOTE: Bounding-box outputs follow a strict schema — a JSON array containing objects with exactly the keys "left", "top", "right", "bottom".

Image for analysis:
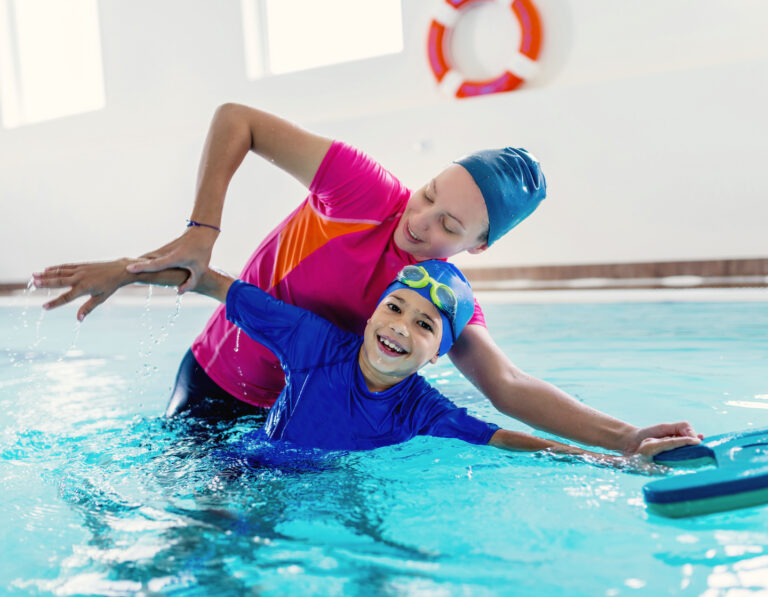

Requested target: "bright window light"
[
  {"left": 0, "top": 0, "right": 105, "bottom": 129},
  {"left": 241, "top": 0, "right": 403, "bottom": 77}
]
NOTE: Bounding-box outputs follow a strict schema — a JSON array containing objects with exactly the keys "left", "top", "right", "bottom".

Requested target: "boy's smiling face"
[
  {"left": 393, "top": 164, "right": 489, "bottom": 260},
  {"left": 358, "top": 289, "right": 443, "bottom": 392}
]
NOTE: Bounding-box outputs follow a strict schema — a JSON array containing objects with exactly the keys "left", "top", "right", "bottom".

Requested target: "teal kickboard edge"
[
  {"left": 646, "top": 486, "right": 768, "bottom": 518},
  {"left": 643, "top": 427, "right": 768, "bottom": 518},
  {"left": 643, "top": 465, "right": 768, "bottom": 504}
]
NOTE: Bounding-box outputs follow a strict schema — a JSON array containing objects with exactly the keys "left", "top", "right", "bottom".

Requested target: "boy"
[{"left": 102, "top": 257, "right": 695, "bottom": 459}]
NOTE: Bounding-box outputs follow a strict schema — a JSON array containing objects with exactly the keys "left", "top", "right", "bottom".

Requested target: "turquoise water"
[{"left": 2, "top": 294, "right": 768, "bottom": 596}]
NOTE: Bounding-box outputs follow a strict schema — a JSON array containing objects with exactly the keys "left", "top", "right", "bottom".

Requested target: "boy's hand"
[
  {"left": 623, "top": 422, "right": 703, "bottom": 456},
  {"left": 32, "top": 258, "right": 139, "bottom": 321}
]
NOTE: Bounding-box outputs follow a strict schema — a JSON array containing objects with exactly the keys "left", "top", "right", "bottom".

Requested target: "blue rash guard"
[{"left": 225, "top": 280, "right": 499, "bottom": 451}]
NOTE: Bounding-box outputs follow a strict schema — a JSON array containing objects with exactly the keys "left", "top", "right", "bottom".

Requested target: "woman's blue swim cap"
[
  {"left": 378, "top": 260, "right": 474, "bottom": 357},
  {"left": 454, "top": 147, "right": 546, "bottom": 246}
]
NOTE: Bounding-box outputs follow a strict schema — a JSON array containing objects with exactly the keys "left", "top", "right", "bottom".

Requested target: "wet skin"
[
  {"left": 393, "top": 164, "right": 489, "bottom": 261},
  {"left": 357, "top": 289, "right": 443, "bottom": 393}
]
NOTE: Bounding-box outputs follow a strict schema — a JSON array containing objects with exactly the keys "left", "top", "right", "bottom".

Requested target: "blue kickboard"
[{"left": 643, "top": 427, "right": 768, "bottom": 517}]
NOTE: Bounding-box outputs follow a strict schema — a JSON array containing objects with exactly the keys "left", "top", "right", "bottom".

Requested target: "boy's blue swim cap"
[
  {"left": 378, "top": 260, "right": 474, "bottom": 357},
  {"left": 454, "top": 147, "right": 546, "bottom": 246}
]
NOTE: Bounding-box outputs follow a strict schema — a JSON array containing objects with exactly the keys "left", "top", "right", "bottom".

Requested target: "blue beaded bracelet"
[{"left": 187, "top": 219, "right": 221, "bottom": 232}]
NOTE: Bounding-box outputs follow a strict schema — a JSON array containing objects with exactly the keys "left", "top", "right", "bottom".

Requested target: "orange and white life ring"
[{"left": 427, "top": 0, "right": 542, "bottom": 98}]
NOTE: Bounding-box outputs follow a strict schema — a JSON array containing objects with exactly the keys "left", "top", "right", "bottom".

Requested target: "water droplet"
[
  {"left": 69, "top": 320, "right": 82, "bottom": 351},
  {"left": 32, "top": 298, "right": 48, "bottom": 349}
]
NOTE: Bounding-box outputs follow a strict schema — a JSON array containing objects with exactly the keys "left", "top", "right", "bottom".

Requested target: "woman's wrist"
[
  {"left": 185, "top": 221, "right": 220, "bottom": 239},
  {"left": 189, "top": 193, "right": 224, "bottom": 234},
  {"left": 186, "top": 219, "right": 221, "bottom": 233},
  {"left": 618, "top": 424, "right": 642, "bottom": 455}
]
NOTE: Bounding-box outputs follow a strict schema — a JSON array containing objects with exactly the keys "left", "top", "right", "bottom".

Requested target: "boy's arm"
[
  {"left": 34, "top": 259, "right": 188, "bottom": 320},
  {"left": 33, "top": 259, "right": 233, "bottom": 320},
  {"left": 488, "top": 429, "right": 700, "bottom": 465},
  {"left": 450, "top": 324, "right": 702, "bottom": 456},
  {"left": 223, "top": 279, "right": 343, "bottom": 369},
  {"left": 190, "top": 267, "right": 234, "bottom": 302},
  {"left": 34, "top": 257, "right": 331, "bottom": 369}
]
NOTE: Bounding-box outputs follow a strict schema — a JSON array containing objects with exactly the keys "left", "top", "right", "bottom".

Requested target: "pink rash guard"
[{"left": 191, "top": 141, "right": 487, "bottom": 407}]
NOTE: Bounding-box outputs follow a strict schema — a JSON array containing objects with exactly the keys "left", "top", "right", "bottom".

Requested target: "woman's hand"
[
  {"left": 634, "top": 435, "right": 701, "bottom": 458},
  {"left": 126, "top": 225, "right": 218, "bottom": 293},
  {"left": 623, "top": 422, "right": 703, "bottom": 456},
  {"left": 33, "top": 258, "right": 139, "bottom": 321}
]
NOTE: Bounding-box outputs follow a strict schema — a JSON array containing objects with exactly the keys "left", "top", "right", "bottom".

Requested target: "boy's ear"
[
  {"left": 429, "top": 352, "right": 439, "bottom": 364},
  {"left": 467, "top": 242, "right": 488, "bottom": 255}
]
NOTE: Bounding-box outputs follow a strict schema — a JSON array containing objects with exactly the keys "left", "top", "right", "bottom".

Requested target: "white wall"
[{"left": 1, "top": 0, "right": 767, "bottom": 280}]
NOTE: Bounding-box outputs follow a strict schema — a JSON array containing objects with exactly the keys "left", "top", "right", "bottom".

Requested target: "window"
[
  {"left": 241, "top": 0, "right": 403, "bottom": 78},
  {"left": 0, "top": 0, "right": 105, "bottom": 128}
]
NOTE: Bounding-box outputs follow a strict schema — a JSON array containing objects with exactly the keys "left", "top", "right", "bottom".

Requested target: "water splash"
[
  {"left": 55, "top": 320, "right": 83, "bottom": 363},
  {"left": 233, "top": 328, "right": 247, "bottom": 396},
  {"left": 10, "top": 280, "right": 42, "bottom": 368},
  {"left": 68, "top": 320, "right": 82, "bottom": 353},
  {"left": 153, "top": 294, "right": 183, "bottom": 347},
  {"left": 134, "top": 289, "right": 184, "bottom": 398},
  {"left": 21, "top": 277, "right": 36, "bottom": 328},
  {"left": 31, "top": 289, "right": 50, "bottom": 350},
  {"left": 138, "top": 286, "right": 154, "bottom": 360},
  {"left": 134, "top": 286, "right": 157, "bottom": 399}
]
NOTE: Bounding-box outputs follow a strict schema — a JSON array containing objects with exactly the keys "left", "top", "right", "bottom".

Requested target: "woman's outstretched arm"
[
  {"left": 451, "top": 324, "right": 703, "bottom": 455},
  {"left": 37, "top": 104, "right": 333, "bottom": 317},
  {"left": 488, "top": 428, "right": 700, "bottom": 466},
  {"left": 126, "top": 103, "right": 333, "bottom": 292}
]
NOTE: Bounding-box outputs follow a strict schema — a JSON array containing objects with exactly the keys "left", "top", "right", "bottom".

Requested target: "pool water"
[{"left": 2, "top": 293, "right": 767, "bottom": 596}]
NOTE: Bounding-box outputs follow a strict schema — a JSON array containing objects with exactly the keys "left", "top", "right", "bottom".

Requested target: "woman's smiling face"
[
  {"left": 358, "top": 289, "right": 443, "bottom": 392},
  {"left": 393, "top": 164, "right": 489, "bottom": 260}
]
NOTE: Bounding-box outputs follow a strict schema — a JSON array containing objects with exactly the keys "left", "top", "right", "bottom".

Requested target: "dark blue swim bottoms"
[{"left": 166, "top": 348, "right": 266, "bottom": 420}]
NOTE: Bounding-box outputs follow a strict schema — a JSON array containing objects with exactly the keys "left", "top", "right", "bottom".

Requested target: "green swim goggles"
[{"left": 396, "top": 265, "right": 458, "bottom": 321}]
